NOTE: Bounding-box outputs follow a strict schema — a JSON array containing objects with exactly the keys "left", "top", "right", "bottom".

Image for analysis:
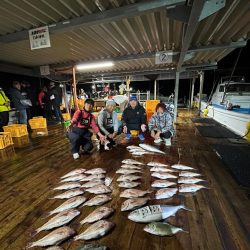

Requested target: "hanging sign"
[
  {"left": 155, "top": 51, "right": 173, "bottom": 64},
  {"left": 29, "top": 26, "right": 51, "bottom": 50},
  {"left": 40, "top": 65, "right": 50, "bottom": 75}
]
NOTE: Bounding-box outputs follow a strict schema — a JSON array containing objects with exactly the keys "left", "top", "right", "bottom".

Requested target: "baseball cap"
[
  {"left": 106, "top": 100, "right": 116, "bottom": 107},
  {"left": 129, "top": 96, "right": 137, "bottom": 101}
]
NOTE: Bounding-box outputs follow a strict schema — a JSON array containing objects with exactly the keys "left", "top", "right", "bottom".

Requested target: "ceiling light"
[{"left": 76, "top": 61, "right": 114, "bottom": 70}]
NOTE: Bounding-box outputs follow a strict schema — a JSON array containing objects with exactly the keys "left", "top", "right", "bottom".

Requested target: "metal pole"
[
  {"left": 174, "top": 72, "right": 180, "bottom": 123},
  {"left": 72, "top": 66, "right": 78, "bottom": 110},
  {"left": 190, "top": 77, "right": 195, "bottom": 108},
  {"left": 154, "top": 80, "right": 157, "bottom": 100},
  {"left": 198, "top": 71, "right": 204, "bottom": 116}
]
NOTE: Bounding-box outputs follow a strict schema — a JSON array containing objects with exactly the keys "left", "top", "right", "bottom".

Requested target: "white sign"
[
  {"left": 155, "top": 51, "right": 173, "bottom": 64},
  {"left": 40, "top": 65, "right": 50, "bottom": 75},
  {"left": 29, "top": 26, "right": 51, "bottom": 50}
]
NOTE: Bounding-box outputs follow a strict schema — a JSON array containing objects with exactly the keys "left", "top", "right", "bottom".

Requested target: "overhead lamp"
[{"left": 76, "top": 61, "right": 114, "bottom": 70}]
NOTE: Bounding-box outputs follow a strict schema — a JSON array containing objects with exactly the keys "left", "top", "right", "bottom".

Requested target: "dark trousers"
[
  {"left": 52, "top": 104, "right": 63, "bottom": 122},
  {"left": 159, "top": 131, "right": 172, "bottom": 139},
  {"left": 68, "top": 127, "right": 93, "bottom": 154},
  {"left": 0, "top": 111, "right": 9, "bottom": 132}
]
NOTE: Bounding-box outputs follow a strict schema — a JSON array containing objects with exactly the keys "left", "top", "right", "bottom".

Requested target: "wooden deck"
[{"left": 0, "top": 110, "right": 249, "bottom": 250}]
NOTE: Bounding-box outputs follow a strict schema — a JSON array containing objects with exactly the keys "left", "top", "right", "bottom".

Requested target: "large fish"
[
  {"left": 151, "top": 180, "right": 176, "bottom": 188},
  {"left": 47, "top": 196, "right": 87, "bottom": 216},
  {"left": 74, "top": 220, "right": 114, "bottom": 240},
  {"left": 121, "top": 164, "right": 141, "bottom": 170},
  {"left": 81, "top": 174, "right": 106, "bottom": 182},
  {"left": 60, "top": 174, "right": 87, "bottom": 183},
  {"left": 171, "top": 164, "right": 197, "bottom": 171},
  {"left": 121, "top": 198, "right": 150, "bottom": 211},
  {"left": 128, "top": 148, "right": 147, "bottom": 153},
  {"left": 60, "top": 169, "right": 86, "bottom": 179},
  {"left": 150, "top": 166, "right": 176, "bottom": 173},
  {"left": 118, "top": 181, "right": 140, "bottom": 188},
  {"left": 179, "top": 184, "right": 207, "bottom": 193},
  {"left": 76, "top": 244, "right": 107, "bottom": 250},
  {"left": 178, "top": 177, "right": 205, "bottom": 184},
  {"left": 155, "top": 188, "right": 178, "bottom": 199},
  {"left": 82, "top": 195, "right": 112, "bottom": 207},
  {"left": 53, "top": 182, "right": 81, "bottom": 190},
  {"left": 126, "top": 146, "right": 142, "bottom": 150},
  {"left": 85, "top": 168, "right": 106, "bottom": 175},
  {"left": 80, "top": 207, "right": 114, "bottom": 224},
  {"left": 81, "top": 180, "right": 104, "bottom": 188},
  {"left": 51, "top": 189, "right": 84, "bottom": 199},
  {"left": 34, "top": 209, "right": 80, "bottom": 234},
  {"left": 121, "top": 159, "right": 144, "bottom": 165},
  {"left": 179, "top": 171, "right": 201, "bottom": 177},
  {"left": 116, "top": 168, "right": 142, "bottom": 175},
  {"left": 120, "top": 189, "right": 151, "bottom": 198},
  {"left": 151, "top": 172, "right": 177, "bottom": 179},
  {"left": 147, "top": 162, "right": 169, "bottom": 167},
  {"left": 46, "top": 246, "right": 64, "bottom": 250},
  {"left": 85, "top": 184, "right": 112, "bottom": 194},
  {"left": 26, "top": 226, "right": 75, "bottom": 248},
  {"left": 117, "top": 175, "right": 141, "bottom": 182},
  {"left": 128, "top": 205, "right": 190, "bottom": 223},
  {"left": 139, "top": 144, "right": 165, "bottom": 154},
  {"left": 132, "top": 151, "right": 154, "bottom": 156},
  {"left": 144, "top": 222, "right": 187, "bottom": 236}
]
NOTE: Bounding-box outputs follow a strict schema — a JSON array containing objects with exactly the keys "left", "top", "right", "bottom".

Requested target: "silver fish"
[
  {"left": 80, "top": 207, "right": 114, "bottom": 224},
  {"left": 47, "top": 196, "right": 87, "bottom": 216},
  {"left": 74, "top": 220, "right": 114, "bottom": 240},
  {"left": 51, "top": 189, "right": 84, "bottom": 199},
  {"left": 128, "top": 148, "right": 147, "bottom": 153},
  {"left": 144, "top": 222, "right": 187, "bottom": 236},
  {"left": 85, "top": 168, "right": 106, "bottom": 175},
  {"left": 179, "top": 171, "right": 202, "bottom": 177},
  {"left": 60, "top": 174, "right": 87, "bottom": 183},
  {"left": 81, "top": 180, "right": 104, "bottom": 188},
  {"left": 121, "top": 164, "right": 141, "bottom": 170},
  {"left": 81, "top": 174, "right": 106, "bottom": 182},
  {"left": 155, "top": 188, "right": 178, "bottom": 199},
  {"left": 150, "top": 166, "right": 176, "bottom": 173},
  {"left": 46, "top": 246, "right": 64, "bottom": 250},
  {"left": 120, "top": 189, "right": 151, "bottom": 198},
  {"left": 151, "top": 180, "right": 176, "bottom": 188},
  {"left": 151, "top": 172, "right": 177, "bottom": 179},
  {"left": 117, "top": 175, "right": 141, "bottom": 182},
  {"left": 132, "top": 151, "right": 154, "bottom": 156},
  {"left": 60, "top": 168, "right": 86, "bottom": 179},
  {"left": 34, "top": 209, "right": 80, "bottom": 234},
  {"left": 139, "top": 144, "right": 165, "bottom": 154},
  {"left": 104, "top": 177, "right": 113, "bottom": 187},
  {"left": 147, "top": 162, "right": 169, "bottom": 167},
  {"left": 83, "top": 195, "right": 112, "bottom": 207},
  {"left": 85, "top": 184, "right": 112, "bottom": 194},
  {"left": 179, "top": 184, "right": 207, "bottom": 193},
  {"left": 128, "top": 205, "right": 190, "bottom": 223},
  {"left": 118, "top": 181, "right": 140, "bottom": 188},
  {"left": 26, "top": 226, "right": 75, "bottom": 248},
  {"left": 76, "top": 244, "right": 107, "bottom": 250},
  {"left": 171, "top": 164, "right": 197, "bottom": 171},
  {"left": 53, "top": 182, "right": 81, "bottom": 190},
  {"left": 121, "top": 197, "right": 150, "bottom": 211},
  {"left": 116, "top": 168, "right": 142, "bottom": 175},
  {"left": 121, "top": 159, "right": 144, "bottom": 165},
  {"left": 178, "top": 177, "right": 205, "bottom": 184},
  {"left": 126, "top": 146, "right": 142, "bottom": 149}
]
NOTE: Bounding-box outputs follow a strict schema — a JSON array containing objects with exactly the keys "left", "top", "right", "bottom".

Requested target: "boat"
[{"left": 197, "top": 76, "right": 250, "bottom": 137}]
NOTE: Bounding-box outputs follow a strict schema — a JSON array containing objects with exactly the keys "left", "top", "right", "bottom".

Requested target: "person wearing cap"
[
  {"left": 68, "top": 98, "right": 105, "bottom": 159},
  {"left": 97, "top": 99, "right": 119, "bottom": 149},
  {"left": 122, "top": 95, "right": 147, "bottom": 141},
  {"left": 148, "top": 102, "right": 175, "bottom": 146}
]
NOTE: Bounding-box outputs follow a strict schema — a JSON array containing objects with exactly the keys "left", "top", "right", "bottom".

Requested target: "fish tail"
[
  {"left": 181, "top": 229, "right": 189, "bottom": 234},
  {"left": 30, "top": 228, "right": 40, "bottom": 237},
  {"left": 181, "top": 205, "right": 192, "bottom": 211},
  {"left": 42, "top": 211, "right": 52, "bottom": 218},
  {"left": 24, "top": 242, "right": 35, "bottom": 249}
]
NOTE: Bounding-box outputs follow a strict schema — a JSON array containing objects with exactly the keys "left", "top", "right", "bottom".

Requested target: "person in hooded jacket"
[{"left": 121, "top": 96, "right": 147, "bottom": 141}]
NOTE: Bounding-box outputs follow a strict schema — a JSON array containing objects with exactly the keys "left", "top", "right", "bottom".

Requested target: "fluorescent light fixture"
[{"left": 76, "top": 61, "right": 114, "bottom": 70}]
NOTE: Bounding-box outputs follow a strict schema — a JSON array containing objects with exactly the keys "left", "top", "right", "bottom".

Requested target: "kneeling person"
[
  {"left": 68, "top": 99, "right": 105, "bottom": 159},
  {"left": 98, "top": 100, "right": 119, "bottom": 149}
]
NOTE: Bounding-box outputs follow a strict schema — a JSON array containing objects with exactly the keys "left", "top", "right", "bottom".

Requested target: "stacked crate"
[
  {"left": 3, "top": 124, "right": 28, "bottom": 137},
  {"left": 29, "top": 117, "right": 47, "bottom": 129},
  {"left": 0, "top": 132, "right": 13, "bottom": 149},
  {"left": 145, "top": 100, "right": 160, "bottom": 122},
  {"left": 62, "top": 113, "right": 71, "bottom": 121}
]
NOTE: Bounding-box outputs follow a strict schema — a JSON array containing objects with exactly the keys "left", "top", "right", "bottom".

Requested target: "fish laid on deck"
[
  {"left": 82, "top": 195, "right": 112, "bottom": 206},
  {"left": 118, "top": 181, "right": 140, "bottom": 188},
  {"left": 60, "top": 174, "right": 87, "bottom": 183},
  {"left": 74, "top": 220, "right": 114, "bottom": 240},
  {"left": 80, "top": 207, "right": 114, "bottom": 224},
  {"left": 104, "top": 177, "right": 113, "bottom": 186},
  {"left": 53, "top": 182, "right": 82, "bottom": 190},
  {"left": 171, "top": 164, "right": 197, "bottom": 171},
  {"left": 126, "top": 146, "right": 142, "bottom": 150},
  {"left": 85, "top": 184, "right": 112, "bottom": 194},
  {"left": 116, "top": 168, "right": 142, "bottom": 175},
  {"left": 60, "top": 168, "right": 86, "bottom": 179},
  {"left": 75, "top": 244, "right": 107, "bottom": 250},
  {"left": 26, "top": 226, "right": 75, "bottom": 248},
  {"left": 150, "top": 166, "right": 177, "bottom": 173},
  {"left": 139, "top": 144, "right": 165, "bottom": 154},
  {"left": 151, "top": 172, "right": 177, "bottom": 179},
  {"left": 155, "top": 188, "right": 178, "bottom": 199},
  {"left": 81, "top": 180, "right": 104, "bottom": 188},
  {"left": 121, "top": 159, "right": 144, "bottom": 165},
  {"left": 179, "top": 184, "right": 207, "bottom": 193},
  {"left": 120, "top": 189, "right": 151, "bottom": 198},
  {"left": 52, "top": 189, "right": 84, "bottom": 199},
  {"left": 85, "top": 168, "right": 106, "bottom": 175},
  {"left": 121, "top": 197, "right": 150, "bottom": 211},
  {"left": 120, "top": 164, "right": 142, "bottom": 170},
  {"left": 117, "top": 175, "right": 141, "bottom": 182},
  {"left": 151, "top": 180, "right": 176, "bottom": 188},
  {"left": 178, "top": 177, "right": 205, "bottom": 184},
  {"left": 81, "top": 174, "right": 106, "bottom": 182},
  {"left": 147, "top": 162, "right": 169, "bottom": 167},
  {"left": 46, "top": 246, "right": 64, "bottom": 250},
  {"left": 179, "top": 171, "right": 202, "bottom": 177}
]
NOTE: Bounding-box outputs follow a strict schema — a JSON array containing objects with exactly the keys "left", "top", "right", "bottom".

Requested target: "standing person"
[
  {"left": 122, "top": 96, "right": 147, "bottom": 141},
  {"left": 8, "top": 81, "right": 30, "bottom": 124},
  {"left": 0, "top": 86, "right": 11, "bottom": 131},
  {"left": 97, "top": 100, "right": 119, "bottom": 149},
  {"left": 68, "top": 99, "right": 105, "bottom": 159},
  {"left": 148, "top": 102, "right": 175, "bottom": 146},
  {"left": 47, "top": 82, "right": 63, "bottom": 123}
]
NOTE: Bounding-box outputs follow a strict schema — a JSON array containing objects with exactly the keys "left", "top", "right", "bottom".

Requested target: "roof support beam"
[{"left": 0, "top": 0, "right": 185, "bottom": 44}]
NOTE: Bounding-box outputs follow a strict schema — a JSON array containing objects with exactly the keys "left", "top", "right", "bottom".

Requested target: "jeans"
[
  {"left": 18, "top": 109, "right": 27, "bottom": 124},
  {"left": 53, "top": 104, "right": 63, "bottom": 122}
]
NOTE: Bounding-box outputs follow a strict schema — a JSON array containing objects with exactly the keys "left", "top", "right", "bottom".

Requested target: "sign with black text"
[
  {"left": 29, "top": 26, "right": 51, "bottom": 50},
  {"left": 155, "top": 51, "right": 173, "bottom": 64}
]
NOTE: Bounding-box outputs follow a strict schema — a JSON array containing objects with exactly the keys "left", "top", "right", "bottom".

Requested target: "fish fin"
[{"left": 181, "top": 229, "right": 189, "bottom": 234}]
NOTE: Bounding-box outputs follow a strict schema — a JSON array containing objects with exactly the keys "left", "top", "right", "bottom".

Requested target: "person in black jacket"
[{"left": 121, "top": 96, "right": 147, "bottom": 141}]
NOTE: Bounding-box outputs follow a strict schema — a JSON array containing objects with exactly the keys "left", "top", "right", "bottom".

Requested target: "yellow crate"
[
  {"left": 62, "top": 113, "right": 71, "bottom": 121},
  {"left": 147, "top": 111, "right": 154, "bottom": 122},
  {"left": 12, "top": 135, "right": 30, "bottom": 148},
  {"left": 0, "top": 132, "right": 14, "bottom": 149},
  {"left": 29, "top": 118, "right": 47, "bottom": 129},
  {"left": 78, "top": 99, "right": 85, "bottom": 109},
  {"left": 130, "top": 130, "right": 139, "bottom": 136},
  {"left": 145, "top": 100, "right": 160, "bottom": 112},
  {"left": 3, "top": 124, "right": 28, "bottom": 137},
  {"left": 32, "top": 116, "right": 43, "bottom": 119}
]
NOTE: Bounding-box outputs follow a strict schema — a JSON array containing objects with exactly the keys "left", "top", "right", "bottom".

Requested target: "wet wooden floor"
[{"left": 0, "top": 109, "right": 249, "bottom": 250}]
